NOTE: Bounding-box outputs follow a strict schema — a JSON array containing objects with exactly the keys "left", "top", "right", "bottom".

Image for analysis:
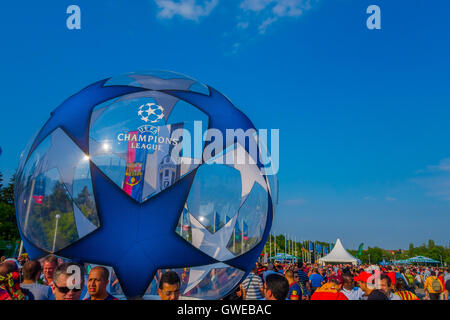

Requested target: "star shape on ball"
[
  {"left": 56, "top": 164, "right": 225, "bottom": 298},
  {"left": 138, "top": 103, "right": 165, "bottom": 123},
  {"left": 27, "top": 79, "right": 148, "bottom": 158}
]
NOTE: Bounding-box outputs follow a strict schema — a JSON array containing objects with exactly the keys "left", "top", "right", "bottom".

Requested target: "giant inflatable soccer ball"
[{"left": 15, "top": 71, "right": 278, "bottom": 299}]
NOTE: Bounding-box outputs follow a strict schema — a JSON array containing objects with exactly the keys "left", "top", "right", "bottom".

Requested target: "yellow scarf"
[{"left": 315, "top": 282, "right": 340, "bottom": 294}]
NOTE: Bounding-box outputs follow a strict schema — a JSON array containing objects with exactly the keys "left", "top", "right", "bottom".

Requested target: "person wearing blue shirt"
[
  {"left": 20, "top": 261, "right": 53, "bottom": 300},
  {"left": 285, "top": 270, "right": 302, "bottom": 300},
  {"left": 309, "top": 269, "right": 323, "bottom": 293}
]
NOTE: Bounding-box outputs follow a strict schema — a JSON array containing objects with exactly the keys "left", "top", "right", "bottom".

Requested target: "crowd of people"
[
  {"left": 228, "top": 261, "right": 450, "bottom": 301},
  {"left": 0, "top": 254, "right": 120, "bottom": 300},
  {"left": 0, "top": 253, "right": 449, "bottom": 301}
]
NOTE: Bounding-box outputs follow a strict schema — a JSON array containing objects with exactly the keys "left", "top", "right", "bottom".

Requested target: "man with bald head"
[{"left": 85, "top": 266, "right": 117, "bottom": 300}]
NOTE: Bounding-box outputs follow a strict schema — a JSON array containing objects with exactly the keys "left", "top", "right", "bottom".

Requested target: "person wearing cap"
[
  {"left": 310, "top": 274, "right": 348, "bottom": 300},
  {"left": 354, "top": 271, "right": 374, "bottom": 300}
]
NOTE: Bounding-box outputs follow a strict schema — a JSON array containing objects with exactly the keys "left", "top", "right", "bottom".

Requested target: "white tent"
[{"left": 318, "top": 238, "right": 358, "bottom": 265}]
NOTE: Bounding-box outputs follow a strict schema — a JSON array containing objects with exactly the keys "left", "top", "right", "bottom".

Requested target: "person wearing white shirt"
[{"left": 341, "top": 273, "right": 364, "bottom": 300}]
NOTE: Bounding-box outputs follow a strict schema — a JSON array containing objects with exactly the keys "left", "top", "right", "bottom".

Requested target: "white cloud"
[
  {"left": 154, "top": 0, "right": 219, "bottom": 21},
  {"left": 258, "top": 16, "right": 278, "bottom": 34},
  {"left": 237, "top": 21, "right": 250, "bottom": 29},
  {"left": 426, "top": 158, "right": 450, "bottom": 172},
  {"left": 413, "top": 176, "right": 450, "bottom": 201},
  {"left": 241, "top": 0, "right": 273, "bottom": 12},
  {"left": 241, "top": 0, "right": 315, "bottom": 17},
  {"left": 385, "top": 196, "right": 397, "bottom": 202},
  {"left": 413, "top": 158, "right": 450, "bottom": 201},
  {"left": 240, "top": 0, "right": 317, "bottom": 33}
]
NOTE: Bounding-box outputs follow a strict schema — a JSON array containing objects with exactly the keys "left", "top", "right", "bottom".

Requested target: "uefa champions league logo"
[{"left": 138, "top": 102, "right": 165, "bottom": 123}]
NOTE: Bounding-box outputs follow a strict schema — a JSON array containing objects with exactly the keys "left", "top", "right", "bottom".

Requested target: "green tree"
[
  {"left": 75, "top": 186, "right": 99, "bottom": 226},
  {"left": 428, "top": 239, "right": 435, "bottom": 249},
  {"left": 359, "top": 247, "right": 384, "bottom": 264},
  {"left": 0, "top": 202, "right": 19, "bottom": 240},
  {"left": 0, "top": 173, "right": 19, "bottom": 241},
  {"left": 0, "top": 174, "right": 15, "bottom": 206}
]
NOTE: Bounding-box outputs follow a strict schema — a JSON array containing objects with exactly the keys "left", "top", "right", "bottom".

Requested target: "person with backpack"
[
  {"left": 240, "top": 264, "right": 264, "bottom": 300},
  {"left": 424, "top": 272, "right": 443, "bottom": 300}
]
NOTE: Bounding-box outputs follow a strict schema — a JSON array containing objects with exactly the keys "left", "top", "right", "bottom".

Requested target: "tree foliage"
[
  {"left": 0, "top": 173, "right": 19, "bottom": 240},
  {"left": 262, "top": 233, "right": 450, "bottom": 265}
]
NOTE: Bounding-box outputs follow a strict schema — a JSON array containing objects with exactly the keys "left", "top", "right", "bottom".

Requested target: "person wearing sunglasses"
[{"left": 51, "top": 262, "right": 85, "bottom": 300}]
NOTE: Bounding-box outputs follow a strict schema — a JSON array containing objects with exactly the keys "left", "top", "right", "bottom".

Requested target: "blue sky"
[{"left": 0, "top": 0, "right": 449, "bottom": 249}]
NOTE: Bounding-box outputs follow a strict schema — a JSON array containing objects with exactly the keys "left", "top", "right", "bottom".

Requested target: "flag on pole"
[
  {"left": 356, "top": 243, "right": 364, "bottom": 258},
  {"left": 32, "top": 174, "right": 45, "bottom": 204},
  {"left": 242, "top": 220, "right": 249, "bottom": 241},
  {"left": 181, "top": 210, "right": 190, "bottom": 231},
  {"left": 123, "top": 131, "right": 145, "bottom": 199}
]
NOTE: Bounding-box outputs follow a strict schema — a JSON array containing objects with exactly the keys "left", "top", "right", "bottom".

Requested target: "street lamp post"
[{"left": 52, "top": 214, "right": 61, "bottom": 252}]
